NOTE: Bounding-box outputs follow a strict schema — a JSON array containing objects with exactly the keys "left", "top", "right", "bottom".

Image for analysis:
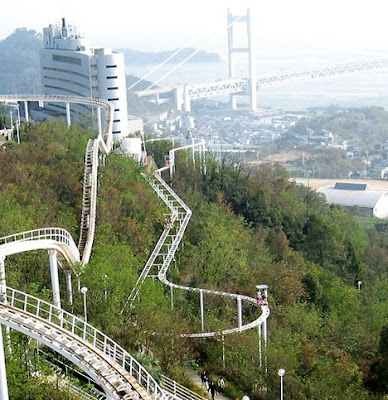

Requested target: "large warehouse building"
[{"left": 317, "top": 182, "right": 388, "bottom": 218}]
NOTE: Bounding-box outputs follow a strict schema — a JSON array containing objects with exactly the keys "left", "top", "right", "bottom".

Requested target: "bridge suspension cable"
[
  {"left": 138, "top": 13, "right": 245, "bottom": 95},
  {"left": 128, "top": 47, "right": 194, "bottom": 91},
  {"left": 144, "top": 48, "right": 204, "bottom": 92}
]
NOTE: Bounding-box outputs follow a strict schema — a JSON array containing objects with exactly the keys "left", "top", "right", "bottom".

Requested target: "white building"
[
  {"left": 128, "top": 115, "right": 143, "bottom": 135},
  {"left": 40, "top": 18, "right": 129, "bottom": 141},
  {"left": 318, "top": 182, "right": 388, "bottom": 218}
]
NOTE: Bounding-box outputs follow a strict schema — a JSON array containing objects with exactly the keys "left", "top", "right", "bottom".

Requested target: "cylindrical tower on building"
[{"left": 94, "top": 49, "right": 128, "bottom": 141}]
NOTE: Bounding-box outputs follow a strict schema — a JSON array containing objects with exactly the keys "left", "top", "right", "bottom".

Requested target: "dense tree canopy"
[{"left": 0, "top": 125, "right": 387, "bottom": 399}]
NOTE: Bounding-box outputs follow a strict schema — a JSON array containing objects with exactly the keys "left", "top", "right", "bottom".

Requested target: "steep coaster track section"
[
  {"left": 0, "top": 95, "right": 269, "bottom": 398},
  {"left": 0, "top": 95, "right": 168, "bottom": 400},
  {"left": 79, "top": 139, "right": 101, "bottom": 264},
  {"left": 125, "top": 143, "right": 270, "bottom": 338},
  {"left": 0, "top": 95, "right": 111, "bottom": 265}
]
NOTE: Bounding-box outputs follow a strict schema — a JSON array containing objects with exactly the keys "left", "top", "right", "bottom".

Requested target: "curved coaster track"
[
  {"left": 124, "top": 144, "right": 269, "bottom": 338},
  {"left": 0, "top": 95, "right": 269, "bottom": 399}
]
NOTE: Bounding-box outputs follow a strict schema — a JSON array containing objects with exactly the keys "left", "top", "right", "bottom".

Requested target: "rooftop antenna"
[{"left": 61, "top": 17, "right": 67, "bottom": 38}]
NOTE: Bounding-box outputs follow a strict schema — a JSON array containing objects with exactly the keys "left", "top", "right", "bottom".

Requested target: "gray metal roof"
[
  {"left": 334, "top": 182, "right": 367, "bottom": 191},
  {"left": 318, "top": 186, "right": 388, "bottom": 209}
]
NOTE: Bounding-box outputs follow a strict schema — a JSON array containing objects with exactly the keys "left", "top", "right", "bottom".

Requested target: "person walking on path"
[
  {"left": 209, "top": 381, "right": 216, "bottom": 400},
  {"left": 201, "top": 370, "right": 209, "bottom": 390},
  {"left": 217, "top": 376, "right": 225, "bottom": 394}
]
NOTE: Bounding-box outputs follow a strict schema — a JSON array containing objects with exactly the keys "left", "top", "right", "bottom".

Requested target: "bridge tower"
[{"left": 227, "top": 8, "right": 257, "bottom": 111}]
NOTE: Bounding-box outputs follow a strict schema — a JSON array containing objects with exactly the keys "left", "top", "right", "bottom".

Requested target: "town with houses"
[{"left": 142, "top": 102, "right": 388, "bottom": 181}]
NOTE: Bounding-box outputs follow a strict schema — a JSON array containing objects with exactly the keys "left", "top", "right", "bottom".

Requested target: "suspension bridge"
[
  {"left": 135, "top": 58, "right": 388, "bottom": 112},
  {"left": 134, "top": 9, "right": 388, "bottom": 112}
]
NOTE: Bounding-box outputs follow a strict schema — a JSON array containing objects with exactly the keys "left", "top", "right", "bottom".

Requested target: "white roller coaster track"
[
  {"left": 125, "top": 143, "right": 270, "bottom": 339},
  {"left": 0, "top": 94, "right": 269, "bottom": 399},
  {"left": 0, "top": 95, "right": 168, "bottom": 400},
  {"left": 78, "top": 139, "right": 101, "bottom": 264},
  {"left": 0, "top": 286, "right": 164, "bottom": 400},
  {"left": 0, "top": 95, "right": 114, "bottom": 154},
  {"left": 0, "top": 228, "right": 80, "bottom": 264},
  {"left": 0, "top": 95, "right": 108, "bottom": 265}
]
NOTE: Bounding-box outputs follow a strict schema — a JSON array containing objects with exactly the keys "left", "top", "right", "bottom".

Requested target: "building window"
[
  {"left": 52, "top": 55, "right": 82, "bottom": 65},
  {"left": 113, "top": 131, "right": 121, "bottom": 134},
  {"left": 107, "top": 76, "right": 117, "bottom": 79},
  {"left": 44, "top": 84, "right": 84, "bottom": 96},
  {"left": 113, "top": 119, "right": 120, "bottom": 122},
  {"left": 108, "top": 98, "right": 119, "bottom": 101},
  {"left": 106, "top": 65, "right": 117, "bottom": 68},
  {"left": 114, "top": 108, "right": 120, "bottom": 112},
  {"left": 43, "top": 67, "right": 88, "bottom": 79},
  {"left": 107, "top": 87, "right": 119, "bottom": 90},
  {"left": 43, "top": 75, "right": 90, "bottom": 90}
]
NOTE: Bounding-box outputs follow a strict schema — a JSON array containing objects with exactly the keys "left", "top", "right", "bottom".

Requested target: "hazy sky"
[{"left": 1, "top": 0, "right": 387, "bottom": 57}]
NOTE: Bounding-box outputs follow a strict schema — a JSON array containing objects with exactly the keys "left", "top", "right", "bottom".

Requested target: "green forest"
[
  {"left": 269, "top": 106, "right": 388, "bottom": 179},
  {"left": 0, "top": 121, "right": 387, "bottom": 399}
]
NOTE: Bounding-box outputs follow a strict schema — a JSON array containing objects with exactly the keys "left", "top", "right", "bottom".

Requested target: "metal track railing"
[
  {"left": 78, "top": 139, "right": 100, "bottom": 264},
  {"left": 160, "top": 375, "right": 206, "bottom": 400},
  {"left": 124, "top": 140, "right": 270, "bottom": 339},
  {"left": 78, "top": 139, "right": 94, "bottom": 258},
  {"left": 0, "top": 227, "right": 80, "bottom": 263},
  {"left": 0, "top": 95, "right": 114, "bottom": 152},
  {"left": 0, "top": 286, "right": 166, "bottom": 400},
  {"left": 152, "top": 167, "right": 270, "bottom": 338}
]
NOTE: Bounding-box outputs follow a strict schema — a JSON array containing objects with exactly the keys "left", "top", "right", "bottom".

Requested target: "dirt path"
[{"left": 187, "top": 370, "right": 230, "bottom": 400}]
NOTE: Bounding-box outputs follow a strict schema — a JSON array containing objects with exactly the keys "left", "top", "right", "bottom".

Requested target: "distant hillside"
[
  {"left": 0, "top": 28, "right": 221, "bottom": 96},
  {"left": 119, "top": 47, "right": 221, "bottom": 65},
  {"left": 0, "top": 28, "right": 43, "bottom": 94}
]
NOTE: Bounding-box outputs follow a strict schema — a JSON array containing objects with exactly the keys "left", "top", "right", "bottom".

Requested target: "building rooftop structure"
[
  {"left": 40, "top": 18, "right": 129, "bottom": 141},
  {"left": 43, "top": 18, "right": 90, "bottom": 52},
  {"left": 317, "top": 182, "right": 388, "bottom": 218}
]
